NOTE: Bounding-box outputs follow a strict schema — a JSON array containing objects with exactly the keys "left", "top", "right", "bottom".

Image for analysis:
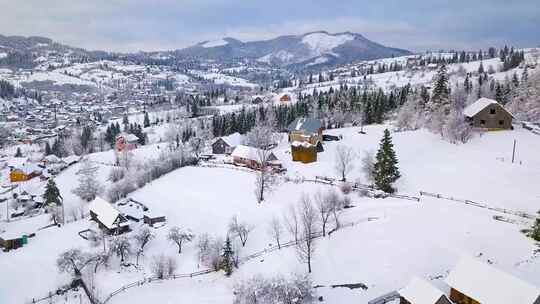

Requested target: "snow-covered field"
[{"left": 1, "top": 123, "right": 540, "bottom": 304}]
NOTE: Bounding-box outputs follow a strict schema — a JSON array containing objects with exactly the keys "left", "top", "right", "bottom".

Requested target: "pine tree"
[
  {"left": 221, "top": 236, "right": 234, "bottom": 276},
  {"left": 43, "top": 179, "right": 62, "bottom": 206},
  {"left": 372, "top": 129, "right": 401, "bottom": 193},
  {"left": 45, "top": 142, "right": 52, "bottom": 156},
  {"left": 431, "top": 64, "right": 450, "bottom": 113},
  {"left": 526, "top": 211, "right": 540, "bottom": 242},
  {"left": 143, "top": 112, "right": 150, "bottom": 128},
  {"left": 14, "top": 147, "right": 22, "bottom": 157}
]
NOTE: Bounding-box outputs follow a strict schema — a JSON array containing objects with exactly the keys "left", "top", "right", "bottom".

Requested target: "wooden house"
[
  {"left": 9, "top": 163, "right": 42, "bottom": 182},
  {"left": 464, "top": 98, "right": 514, "bottom": 130},
  {"left": 212, "top": 133, "right": 244, "bottom": 155},
  {"left": 445, "top": 257, "right": 540, "bottom": 304},
  {"left": 287, "top": 118, "right": 324, "bottom": 163},
  {"left": 291, "top": 141, "right": 317, "bottom": 164},
  {"left": 115, "top": 133, "right": 139, "bottom": 152},
  {"left": 399, "top": 277, "right": 451, "bottom": 304},
  {"left": 231, "top": 145, "right": 278, "bottom": 170},
  {"left": 88, "top": 197, "right": 130, "bottom": 235}
]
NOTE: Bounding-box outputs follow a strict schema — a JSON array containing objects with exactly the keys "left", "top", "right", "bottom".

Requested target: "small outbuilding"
[
  {"left": 231, "top": 145, "right": 278, "bottom": 170},
  {"left": 464, "top": 98, "right": 514, "bottom": 130},
  {"left": 445, "top": 257, "right": 540, "bottom": 304},
  {"left": 212, "top": 132, "right": 244, "bottom": 155},
  {"left": 88, "top": 197, "right": 130, "bottom": 235},
  {"left": 399, "top": 277, "right": 451, "bottom": 304}
]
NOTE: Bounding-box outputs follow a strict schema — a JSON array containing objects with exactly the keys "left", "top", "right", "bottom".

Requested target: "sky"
[{"left": 0, "top": 0, "right": 539, "bottom": 53}]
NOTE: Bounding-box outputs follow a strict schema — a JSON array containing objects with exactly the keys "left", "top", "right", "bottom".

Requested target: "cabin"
[
  {"left": 287, "top": 118, "right": 324, "bottom": 163},
  {"left": 464, "top": 98, "right": 514, "bottom": 130},
  {"left": 280, "top": 94, "right": 292, "bottom": 104},
  {"left": 399, "top": 277, "right": 451, "bottom": 304},
  {"left": 88, "top": 197, "right": 130, "bottom": 235},
  {"left": 9, "top": 163, "right": 42, "bottom": 182},
  {"left": 445, "top": 258, "right": 540, "bottom": 304},
  {"left": 115, "top": 133, "right": 139, "bottom": 152},
  {"left": 212, "top": 132, "right": 244, "bottom": 155},
  {"left": 231, "top": 145, "right": 279, "bottom": 170}
]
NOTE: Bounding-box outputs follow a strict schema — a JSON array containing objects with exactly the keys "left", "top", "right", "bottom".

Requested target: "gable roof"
[
  {"left": 287, "top": 117, "right": 323, "bottom": 134},
  {"left": 88, "top": 197, "right": 121, "bottom": 229},
  {"left": 445, "top": 257, "right": 540, "bottom": 304},
  {"left": 399, "top": 277, "right": 449, "bottom": 304},
  {"left": 463, "top": 98, "right": 513, "bottom": 118},
  {"left": 214, "top": 132, "right": 244, "bottom": 147},
  {"left": 231, "top": 145, "right": 277, "bottom": 162}
]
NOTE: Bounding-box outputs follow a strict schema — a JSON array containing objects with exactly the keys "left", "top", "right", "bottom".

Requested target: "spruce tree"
[
  {"left": 372, "top": 129, "right": 401, "bottom": 193},
  {"left": 143, "top": 112, "right": 150, "bottom": 128},
  {"left": 526, "top": 211, "right": 540, "bottom": 242},
  {"left": 431, "top": 64, "right": 450, "bottom": 113},
  {"left": 43, "top": 179, "right": 62, "bottom": 206},
  {"left": 15, "top": 147, "right": 22, "bottom": 157},
  {"left": 221, "top": 236, "right": 234, "bottom": 276}
]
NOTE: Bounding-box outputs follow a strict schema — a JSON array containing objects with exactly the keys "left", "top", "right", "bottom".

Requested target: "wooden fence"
[{"left": 419, "top": 191, "right": 534, "bottom": 220}]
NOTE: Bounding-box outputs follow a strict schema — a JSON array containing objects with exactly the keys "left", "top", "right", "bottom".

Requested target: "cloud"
[{"left": 0, "top": 0, "right": 537, "bottom": 52}]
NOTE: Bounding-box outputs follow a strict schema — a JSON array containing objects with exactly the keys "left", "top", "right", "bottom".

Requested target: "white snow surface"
[
  {"left": 399, "top": 277, "right": 447, "bottom": 304},
  {"left": 202, "top": 39, "right": 229, "bottom": 48},
  {"left": 463, "top": 97, "right": 499, "bottom": 117},
  {"left": 302, "top": 32, "right": 354, "bottom": 56}
]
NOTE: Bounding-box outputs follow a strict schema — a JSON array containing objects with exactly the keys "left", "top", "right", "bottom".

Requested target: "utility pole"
[{"left": 512, "top": 139, "right": 517, "bottom": 163}]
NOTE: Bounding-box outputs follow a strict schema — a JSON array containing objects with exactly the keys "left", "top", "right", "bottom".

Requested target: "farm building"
[
  {"left": 231, "top": 145, "right": 279, "bottom": 170},
  {"left": 9, "top": 163, "right": 42, "bottom": 182},
  {"left": 445, "top": 257, "right": 540, "bottom": 304},
  {"left": 464, "top": 98, "right": 514, "bottom": 130},
  {"left": 212, "top": 132, "right": 244, "bottom": 154},
  {"left": 287, "top": 117, "right": 324, "bottom": 163},
  {"left": 279, "top": 94, "right": 292, "bottom": 104},
  {"left": 291, "top": 141, "right": 317, "bottom": 164},
  {"left": 88, "top": 197, "right": 130, "bottom": 235},
  {"left": 398, "top": 277, "right": 451, "bottom": 304},
  {"left": 287, "top": 117, "right": 323, "bottom": 145},
  {"left": 115, "top": 133, "right": 139, "bottom": 152}
]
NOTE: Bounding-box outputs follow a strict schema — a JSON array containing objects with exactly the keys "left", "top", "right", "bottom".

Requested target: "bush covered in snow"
[{"left": 233, "top": 274, "right": 315, "bottom": 304}]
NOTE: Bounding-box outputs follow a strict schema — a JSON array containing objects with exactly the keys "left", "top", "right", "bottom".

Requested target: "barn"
[
  {"left": 445, "top": 257, "right": 540, "bottom": 304},
  {"left": 464, "top": 98, "right": 514, "bottom": 130},
  {"left": 398, "top": 277, "right": 451, "bottom": 304},
  {"left": 88, "top": 197, "right": 130, "bottom": 235},
  {"left": 231, "top": 145, "right": 278, "bottom": 169},
  {"left": 212, "top": 132, "right": 244, "bottom": 155}
]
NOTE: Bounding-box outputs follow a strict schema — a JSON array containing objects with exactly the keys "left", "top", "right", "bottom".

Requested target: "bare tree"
[
  {"left": 268, "top": 217, "right": 283, "bottom": 249},
  {"left": 189, "top": 136, "right": 205, "bottom": 159},
  {"left": 284, "top": 205, "right": 299, "bottom": 244},
  {"left": 47, "top": 204, "right": 63, "bottom": 225},
  {"left": 229, "top": 215, "right": 253, "bottom": 247},
  {"left": 334, "top": 145, "right": 355, "bottom": 181},
  {"left": 57, "top": 249, "right": 98, "bottom": 303},
  {"left": 133, "top": 227, "right": 155, "bottom": 265},
  {"left": 72, "top": 159, "right": 102, "bottom": 202},
  {"left": 111, "top": 236, "right": 132, "bottom": 263},
  {"left": 296, "top": 194, "right": 318, "bottom": 273},
  {"left": 361, "top": 151, "right": 375, "bottom": 185},
  {"left": 151, "top": 254, "right": 177, "bottom": 279},
  {"left": 167, "top": 226, "right": 195, "bottom": 254},
  {"left": 314, "top": 191, "right": 333, "bottom": 237},
  {"left": 247, "top": 122, "right": 277, "bottom": 203}
]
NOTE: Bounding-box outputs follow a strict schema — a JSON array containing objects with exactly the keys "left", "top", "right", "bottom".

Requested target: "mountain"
[{"left": 176, "top": 31, "right": 412, "bottom": 69}]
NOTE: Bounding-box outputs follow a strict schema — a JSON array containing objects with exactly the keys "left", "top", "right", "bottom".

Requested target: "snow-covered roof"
[
  {"left": 88, "top": 197, "right": 121, "bottom": 229},
  {"left": 445, "top": 257, "right": 540, "bottom": 304},
  {"left": 13, "top": 163, "right": 42, "bottom": 175},
  {"left": 399, "top": 277, "right": 448, "bottom": 304},
  {"left": 231, "top": 145, "right": 277, "bottom": 162},
  {"left": 7, "top": 157, "right": 28, "bottom": 168},
  {"left": 287, "top": 117, "right": 322, "bottom": 133},
  {"left": 43, "top": 154, "right": 61, "bottom": 163},
  {"left": 217, "top": 132, "right": 244, "bottom": 147},
  {"left": 62, "top": 155, "right": 80, "bottom": 165},
  {"left": 291, "top": 141, "right": 314, "bottom": 148},
  {"left": 463, "top": 98, "right": 500, "bottom": 117}
]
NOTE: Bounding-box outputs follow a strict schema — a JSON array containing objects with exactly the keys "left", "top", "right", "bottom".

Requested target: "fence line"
[
  {"left": 419, "top": 191, "right": 534, "bottom": 220},
  {"left": 100, "top": 217, "right": 374, "bottom": 304}
]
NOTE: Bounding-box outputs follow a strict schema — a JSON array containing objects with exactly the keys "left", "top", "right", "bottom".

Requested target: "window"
[
  {"left": 480, "top": 120, "right": 486, "bottom": 125},
  {"left": 499, "top": 120, "right": 504, "bottom": 125},
  {"left": 490, "top": 108, "right": 496, "bottom": 115}
]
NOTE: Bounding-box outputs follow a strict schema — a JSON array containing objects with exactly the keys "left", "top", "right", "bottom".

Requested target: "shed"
[
  {"left": 464, "top": 98, "right": 514, "bottom": 130},
  {"left": 212, "top": 132, "right": 244, "bottom": 155},
  {"left": 231, "top": 145, "right": 278, "bottom": 169},
  {"left": 88, "top": 197, "right": 130, "bottom": 234},
  {"left": 399, "top": 277, "right": 451, "bottom": 304},
  {"left": 445, "top": 257, "right": 540, "bottom": 304}
]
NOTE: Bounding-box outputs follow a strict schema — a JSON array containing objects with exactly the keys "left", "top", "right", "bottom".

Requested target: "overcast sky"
[{"left": 0, "top": 0, "right": 538, "bottom": 52}]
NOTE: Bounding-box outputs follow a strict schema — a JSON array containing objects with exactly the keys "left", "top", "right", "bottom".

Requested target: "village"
[{"left": 0, "top": 28, "right": 539, "bottom": 304}]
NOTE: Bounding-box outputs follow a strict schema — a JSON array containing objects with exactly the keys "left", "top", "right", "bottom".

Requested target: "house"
[
  {"left": 445, "top": 257, "right": 540, "bottom": 304},
  {"left": 212, "top": 132, "right": 244, "bottom": 155},
  {"left": 231, "top": 145, "right": 278, "bottom": 170},
  {"left": 88, "top": 197, "right": 130, "bottom": 234},
  {"left": 280, "top": 94, "right": 292, "bottom": 104},
  {"left": 291, "top": 141, "right": 317, "bottom": 164},
  {"left": 464, "top": 98, "right": 514, "bottom": 130},
  {"left": 399, "top": 277, "right": 451, "bottom": 304},
  {"left": 10, "top": 163, "right": 42, "bottom": 182},
  {"left": 287, "top": 118, "right": 324, "bottom": 163},
  {"left": 287, "top": 117, "right": 323, "bottom": 145},
  {"left": 252, "top": 96, "right": 264, "bottom": 104},
  {"left": 115, "top": 133, "right": 139, "bottom": 152}
]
